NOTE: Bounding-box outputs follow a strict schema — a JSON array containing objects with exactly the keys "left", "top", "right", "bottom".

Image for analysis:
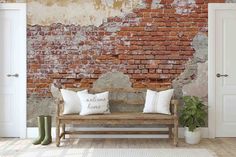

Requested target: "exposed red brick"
[{"left": 27, "top": 0, "right": 215, "bottom": 97}]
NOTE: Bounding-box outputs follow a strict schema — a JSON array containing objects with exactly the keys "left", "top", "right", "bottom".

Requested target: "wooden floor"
[
  {"left": 0, "top": 138, "right": 236, "bottom": 157},
  {"left": 68, "top": 138, "right": 236, "bottom": 157}
]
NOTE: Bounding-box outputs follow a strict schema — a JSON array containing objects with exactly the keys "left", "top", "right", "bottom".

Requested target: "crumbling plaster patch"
[
  {"left": 93, "top": 71, "right": 132, "bottom": 90},
  {"left": 182, "top": 62, "right": 208, "bottom": 102},
  {"left": 27, "top": 0, "right": 145, "bottom": 26},
  {"left": 27, "top": 96, "right": 55, "bottom": 127},
  {"left": 172, "top": 33, "right": 208, "bottom": 102},
  {"left": 0, "top": 0, "right": 25, "bottom": 2},
  {"left": 151, "top": 0, "right": 163, "bottom": 9},
  {"left": 225, "top": 0, "right": 236, "bottom": 2},
  {"left": 171, "top": 0, "right": 197, "bottom": 15},
  {"left": 192, "top": 32, "right": 208, "bottom": 62},
  {"left": 50, "top": 84, "right": 62, "bottom": 100}
]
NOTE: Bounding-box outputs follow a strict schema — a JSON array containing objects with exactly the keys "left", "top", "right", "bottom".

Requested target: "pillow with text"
[{"left": 78, "top": 91, "right": 110, "bottom": 116}]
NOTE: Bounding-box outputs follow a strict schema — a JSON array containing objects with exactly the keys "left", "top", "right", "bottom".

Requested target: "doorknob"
[
  {"left": 7, "top": 74, "right": 19, "bottom": 77},
  {"left": 216, "top": 73, "right": 228, "bottom": 78}
]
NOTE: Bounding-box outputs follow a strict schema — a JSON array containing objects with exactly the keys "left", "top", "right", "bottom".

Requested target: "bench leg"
[
  {"left": 173, "top": 120, "right": 178, "bottom": 147},
  {"left": 62, "top": 124, "right": 66, "bottom": 139},
  {"left": 56, "top": 118, "right": 60, "bottom": 147},
  {"left": 169, "top": 126, "right": 173, "bottom": 139}
]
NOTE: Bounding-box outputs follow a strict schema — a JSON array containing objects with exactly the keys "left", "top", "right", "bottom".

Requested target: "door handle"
[
  {"left": 7, "top": 74, "right": 19, "bottom": 77},
  {"left": 216, "top": 73, "right": 228, "bottom": 78}
]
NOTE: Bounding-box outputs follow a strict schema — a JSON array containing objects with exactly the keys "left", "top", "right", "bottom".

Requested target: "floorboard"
[{"left": 0, "top": 138, "right": 235, "bottom": 157}]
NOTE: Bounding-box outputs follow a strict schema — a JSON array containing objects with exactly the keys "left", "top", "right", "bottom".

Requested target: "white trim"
[
  {"left": 0, "top": 3, "right": 26, "bottom": 9},
  {"left": 208, "top": 3, "right": 217, "bottom": 139},
  {"left": 208, "top": 3, "right": 236, "bottom": 139},
  {"left": 19, "top": 3, "right": 27, "bottom": 139},
  {"left": 27, "top": 127, "right": 209, "bottom": 139},
  {"left": 0, "top": 3, "right": 27, "bottom": 138}
]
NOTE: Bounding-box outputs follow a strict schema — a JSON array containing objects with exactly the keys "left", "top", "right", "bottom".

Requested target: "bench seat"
[
  {"left": 59, "top": 112, "right": 175, "bottom": 120},
  {"left": 58, "top": 112, "right": 176, "bottom": 125},
  {"left": 55, "top": 99, "right": 179, "bottom": 147}
]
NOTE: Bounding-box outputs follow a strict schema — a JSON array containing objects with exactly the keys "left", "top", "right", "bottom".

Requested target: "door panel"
[
  {"left": 0, "top": 19, "right": 13, "bottom": 87},
  {"left": 223, "top": 95, "right": 236, "bottom": 122},
  {"left": 0, "top": 94, "right": 16, "bottom": 136},
  {"left": 0, "top": 8, "right": 21, "bottom": 137},
  {"left": 223, "top": 20, "right": 236, "bottom": 86},
  {"left": 215, "top": 10, "right": 236, "bottom": 137},
  {"left": 0, "top": 94, "right": 12, "bottom": 123}
]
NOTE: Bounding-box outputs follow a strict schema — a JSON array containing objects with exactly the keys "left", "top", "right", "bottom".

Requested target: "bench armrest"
[
  {"left": 55, "top": 98, "right": 64, "bottom": 117},
  {"left": 171, "top": 99, "right": 179, "bottom": 117}
]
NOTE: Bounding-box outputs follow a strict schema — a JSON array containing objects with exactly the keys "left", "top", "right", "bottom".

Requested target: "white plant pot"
[{"left": 184, "top": 127, "right": 201, "bottom": 144}]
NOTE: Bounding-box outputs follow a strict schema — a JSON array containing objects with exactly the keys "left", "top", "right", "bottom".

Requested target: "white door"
[
  {"left": 212, "top": 4, "right": 236, "bottom": 137},
  {"left": 0, "top": 4, "right": 26, "bottom": 137}
]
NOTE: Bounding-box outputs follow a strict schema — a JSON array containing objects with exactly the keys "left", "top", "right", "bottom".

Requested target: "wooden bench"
[{"left": 55, "top": 89, "right": 179, "bottom": 147}]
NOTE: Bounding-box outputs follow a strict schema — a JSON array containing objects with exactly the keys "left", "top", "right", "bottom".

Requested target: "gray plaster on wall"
[
  {"left": 172, "top": 33, "right": 208, "bottom": 102},
  {"left": 151, "top": 0, "right": 163, "bottom": 9},
  {"left": 171, "top": 0, "right": 197, "bottom": 15},
  {"left": 93, "top": 72, "right": 132, "bottom": 90},
  {"left": 104, "top": 22, "right": 122, "bottom": 33},
  {"left": 50, "top": 84, "right": 62, "bottom": 100},
  {"left": 75, "top": 31, "right": 87, "bottom": 44},
  {"left": 225, "top": 0, "right": 236, "bottom": 2},
  {"left": 192, "top": 33, "right": 208, "bottom": 62},
  {"left": 27, "top": 96, "right": 55, "bottom": 127},
  {"left": 182, "top": 62, "right": 208, "bottom": 102}
]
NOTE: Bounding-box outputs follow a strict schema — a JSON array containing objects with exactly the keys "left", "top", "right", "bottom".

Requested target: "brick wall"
[{"left": 27, "top": 0, "right": 208, "bottom": 97}]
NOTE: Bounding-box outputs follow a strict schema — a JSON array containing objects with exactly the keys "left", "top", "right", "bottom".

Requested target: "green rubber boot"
[
  {"left": 32, "top": 115, "right": 45, "bottom": 145},
  {"left": 41, "top": 116, "right": 52, "bottom": 145}
]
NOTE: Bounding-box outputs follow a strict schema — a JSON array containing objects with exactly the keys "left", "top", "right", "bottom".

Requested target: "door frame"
[
  {"left": 0, "top": 3, "right": 27, "bottom": 138},
  {"left": 208, "top": 3, "right": 236, "bottom": 138}
]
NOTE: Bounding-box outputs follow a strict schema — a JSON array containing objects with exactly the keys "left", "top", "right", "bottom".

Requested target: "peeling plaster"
[
  {"left": 225, "top": 0, "right": 236, "bottom": 2},
  {"left": 172, "top": 59, "right": 198, "bottom": 100},
  {"left": 192, "top": 33, "right": 208, "bottom": 62},
  {"left": 151, "top": 0, "right": 163, "bottom": 9},
  {"left": 180, "top": 33, "right": 208, "bottom": 102},
  {"left": 27, "top": 0, "right": 146, "bottom": 26},
  {"left": 104, "top": 22, "right": 122, "bottom": 33},
  {"left": 183, "top": 62, "right": 208, "bottom": 102},
  {"left": 0, "top": 0, "right": 25, "bottom": 2},
  {"left": 75, "top": 31, "right": 87, "bottom": 44},
  {"left": 50, "top": 84, "right": 62, "bottom": 100},
  {"left": 93, "top": 72, "right": 132, "bottom": 90},
  {"left": 172, "top": 33, "right": 208, "bottom": 102},
  {"left": 27, "top": 96, "right": 55, "bottom": 127},
  {"left": 171, "top": 0, "right": 197, "bottom": 15}
]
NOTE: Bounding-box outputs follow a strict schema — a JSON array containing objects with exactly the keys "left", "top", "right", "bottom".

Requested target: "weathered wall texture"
[
  {"left": 0, "top": 0, "right": 25, "bottom": 2},
  {"left": 1, "top": 0, "right": 236, "bottom": 126},
  {"left": 226, "top": 0, "right": 236, "bottom": 2},
  {"left": 27, "top": 0, "right": 147, "bottom": 26},
  {"left": 27, "top": 0, "right": 209, "bottom": 126}
]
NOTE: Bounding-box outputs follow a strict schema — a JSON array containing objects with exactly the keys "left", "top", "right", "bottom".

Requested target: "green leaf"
[{"left": 179, "top": 96, "right": 207, "bottom": 131}]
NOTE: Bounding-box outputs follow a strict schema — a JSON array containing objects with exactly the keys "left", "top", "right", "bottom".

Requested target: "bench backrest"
[{"left": 55, "top": 87, "right": 178, "bottom": 115}]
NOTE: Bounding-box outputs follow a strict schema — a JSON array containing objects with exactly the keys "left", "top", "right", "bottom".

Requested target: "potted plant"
[{"left": 179, "top": 96, "right": 207, "bottom": 144}]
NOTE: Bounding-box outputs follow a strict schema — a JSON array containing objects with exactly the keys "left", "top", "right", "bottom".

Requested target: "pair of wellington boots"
[{"left": 33, "top": 115, "right": 52, "bottom": 145}]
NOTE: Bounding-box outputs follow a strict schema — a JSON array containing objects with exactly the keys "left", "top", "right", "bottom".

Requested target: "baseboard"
[{"left": 27, "top": 127, "right": 209, "bottom": 139}]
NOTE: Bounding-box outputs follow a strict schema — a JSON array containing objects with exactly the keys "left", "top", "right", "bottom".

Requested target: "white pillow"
[
  {"left": 143, "top": 89, "right": 174, "bottom": 115},
  {"left": 60, "top": 89, "right": 88, "bottom": 114},
  {"left": 78, "top": 92, "right": 110, "bottom": 116}
]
